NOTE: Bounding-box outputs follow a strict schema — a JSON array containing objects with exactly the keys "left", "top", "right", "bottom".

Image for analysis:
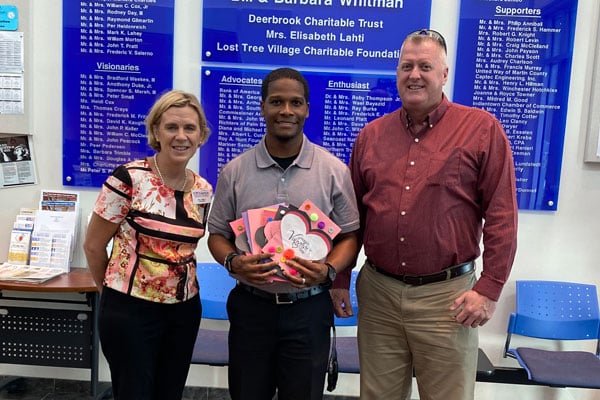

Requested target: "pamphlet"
[
  {"left": 6, "top": 229, "right": 32, "bottom": 265},
  {"left": 0, "top": 263, "right": 65, "bottom": 284},
  {"left": 29, "top": 230, "right": 72, "bottom": 271},
  {"left": 2, "top": 189, "right": 80, "bottom": 274}
]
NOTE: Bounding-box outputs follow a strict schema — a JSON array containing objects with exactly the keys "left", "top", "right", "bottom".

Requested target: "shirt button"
[
  {"left": 405, "top": 186, "right": 410, "bottom": 190},
  {"left": 401, "top": 211, "right": 406, "bottom": 216},
  {"left": 414, "top": 138, "right": 419, "bottom": 143},
  {"left": 401, "top": 262, "right": 406, "bottom": 266},
  {"left": 400, "top": 237, "right": 405, "bottom": 242},
  {"left": 409, "top": 161, "right": 415, "bottom": 166}
]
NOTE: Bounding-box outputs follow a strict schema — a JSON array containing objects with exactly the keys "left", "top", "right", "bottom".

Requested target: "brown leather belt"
[
  {"left": 368, "top": 260, "right": 474, "bottom": 286},
  {"left": 238, "top": 282, "right": 329, "bottom": 305}
]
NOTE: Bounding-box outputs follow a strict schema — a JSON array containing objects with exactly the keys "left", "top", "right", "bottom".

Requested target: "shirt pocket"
[{"left": 426, "top": 150, "right": 462, "bottom": 186}]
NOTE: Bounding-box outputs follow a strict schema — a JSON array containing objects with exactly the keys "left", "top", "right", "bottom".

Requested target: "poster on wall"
[
  {"left": 453, "top": 0, "right": 578, "bottom": 211},
  {"left": 62, "top": 0, "right": 175, "bottom": 188},
  {"left": 200, "top": 0, "right": 433, "bottom": 188},
  {"left": 0, "top": 134, "right": 36, "bottom": 187},
  {"left": 0, "top": 32, "right": 24, "bottom": 114},
  {"left": 200, "top": 66, "right": 401, "bottom": 187},
  {"left": 0, "top": 5, "right": 18, "bottom": 31},
  {"left": 201, "top": 0, "right": 429, "bottom": 71}
]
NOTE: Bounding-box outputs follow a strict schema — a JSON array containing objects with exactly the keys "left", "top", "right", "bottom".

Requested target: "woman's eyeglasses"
[{"left": 407, "top": 29, "right": 447, "bottom": 53}]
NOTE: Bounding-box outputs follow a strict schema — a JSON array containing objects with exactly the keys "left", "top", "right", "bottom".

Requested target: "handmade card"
[
  {"left": 229, "top": 217, "right": 251, "bottom": 254},
  {"left": 242, "top": 205, "right": 279, "bottom": 254},
  {"left": 262, "top": 199, "right": 341, "bottom": 279},
  {"left": 228, "top": 200, "right": 340, "bottom": 282}
]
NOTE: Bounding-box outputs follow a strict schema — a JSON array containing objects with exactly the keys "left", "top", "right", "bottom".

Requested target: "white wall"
[{"left": 1, "top": 1, "right": 600, "bottom": 398}]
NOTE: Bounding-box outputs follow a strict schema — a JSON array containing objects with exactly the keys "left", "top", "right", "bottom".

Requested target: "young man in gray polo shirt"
[{"left": 207, "top": 67, "right": 359, "bottom": 400}]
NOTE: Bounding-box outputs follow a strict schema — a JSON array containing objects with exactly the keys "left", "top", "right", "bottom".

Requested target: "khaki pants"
[{"left": 357, "top": 263, "right": 478, "bottom": 400}]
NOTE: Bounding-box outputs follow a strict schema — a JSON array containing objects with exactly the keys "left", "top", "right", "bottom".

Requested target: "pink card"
[
  {"left": 261, "top": 200, "right": 340, "bottom": 278},
  {"left": 229, "top": 218, "right": 251, "bottom": 254},
  {"left": 244, "top": 205, "right": 279, "bottom": 254},
  {"left": 296, "top": 199, "right": 341, "bottom": 239},
  {"left": 229, "top": 218, "right": 246, "bottom": 237}
]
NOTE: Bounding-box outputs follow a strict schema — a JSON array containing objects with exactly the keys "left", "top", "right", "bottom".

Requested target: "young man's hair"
[{"left": 261, "top": 68, "right": 309, "bottom": 102}]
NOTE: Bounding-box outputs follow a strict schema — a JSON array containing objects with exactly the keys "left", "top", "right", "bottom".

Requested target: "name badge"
[{"left": 192, "top": 189, "right": 212, "bottom": 204}]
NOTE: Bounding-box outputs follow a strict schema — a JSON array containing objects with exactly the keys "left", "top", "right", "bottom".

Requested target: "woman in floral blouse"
[{"left": 83, "top": 90, "right": 212, "bottom": 400}]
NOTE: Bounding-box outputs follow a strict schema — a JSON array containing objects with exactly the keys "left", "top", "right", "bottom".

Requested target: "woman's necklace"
[{"left": 153, "top": 154, "right": 188, "bottom": 191}]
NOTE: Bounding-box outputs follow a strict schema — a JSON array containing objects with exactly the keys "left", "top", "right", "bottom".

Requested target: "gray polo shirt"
[
  {"left": 208, "top": 135, "right": 359, "bottom": 291},
  {"left": 209, "top": 135, "right": 359, "bottom": 238}
]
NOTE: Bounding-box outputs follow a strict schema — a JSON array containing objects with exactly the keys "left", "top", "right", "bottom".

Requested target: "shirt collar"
[
  {"left": 400, "top": 94, "right": 450, "bottom": 129},
  {"left": 256, "top": 134, "right": 314, "bottom": 169}
]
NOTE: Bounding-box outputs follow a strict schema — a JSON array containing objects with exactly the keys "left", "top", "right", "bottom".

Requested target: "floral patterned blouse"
[{"left": 93, "top": 158, "right": 212, "bottom": 304}]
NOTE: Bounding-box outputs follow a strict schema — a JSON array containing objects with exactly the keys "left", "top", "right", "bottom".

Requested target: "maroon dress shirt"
[{"left": 347, "top": 95, "right": 517, "bottom": 301}]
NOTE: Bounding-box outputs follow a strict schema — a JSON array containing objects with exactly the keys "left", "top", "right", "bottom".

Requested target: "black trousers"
[
  {"left": 227, "top": 285, "right": 333, "bottom": 400},
  {"left": 98, "top": 287, "right": 201, "bottom": 400}
]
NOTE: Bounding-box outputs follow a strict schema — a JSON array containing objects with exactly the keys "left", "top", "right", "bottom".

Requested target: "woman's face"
[{"left": 153, "top": 105, "right": 202, "bottom": 165}]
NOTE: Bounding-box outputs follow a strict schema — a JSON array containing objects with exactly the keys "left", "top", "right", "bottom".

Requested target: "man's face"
[
  {"left": 396, "top": 39, "right": 448, "bottom": 116},
  {"left": 260, "top": 78, "right": 309, "bottom": 142}
]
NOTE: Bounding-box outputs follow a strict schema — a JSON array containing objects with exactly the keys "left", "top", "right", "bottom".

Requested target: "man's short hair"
[{"left": 261, "top": 68, "right": 310, "bottom": 102}]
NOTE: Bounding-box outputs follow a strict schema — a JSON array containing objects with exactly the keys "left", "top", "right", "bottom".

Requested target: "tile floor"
[{"left": 0, "top": 376, "right": 358, "bottom": 399}]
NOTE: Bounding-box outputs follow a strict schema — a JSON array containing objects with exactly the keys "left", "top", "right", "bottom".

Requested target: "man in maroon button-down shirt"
[{"left": 335, "top": 29, "right": 518, "bottom": 400}]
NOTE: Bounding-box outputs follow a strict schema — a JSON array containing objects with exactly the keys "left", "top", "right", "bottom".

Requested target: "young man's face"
[{"left": 260, "top": 78, "right": 309, "bottom": 143}]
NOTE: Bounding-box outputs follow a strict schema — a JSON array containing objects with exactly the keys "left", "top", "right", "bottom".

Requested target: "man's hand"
[
  {"left": 230, "top": 253, "right": 279, "bottom": 285},
  {"left": 282, "top": 257, "right": 329, "bottom": 288},
  {"left": 451, "top": 290, "right": 497, "bottom": 328},
  {"left": 331, "top": 288, "right": 354, "bottom": 318}
]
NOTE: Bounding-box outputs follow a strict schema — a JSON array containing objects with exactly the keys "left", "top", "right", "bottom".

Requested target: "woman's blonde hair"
[{"left": 145, "top": 89, "right": 210, "bottom": 151}]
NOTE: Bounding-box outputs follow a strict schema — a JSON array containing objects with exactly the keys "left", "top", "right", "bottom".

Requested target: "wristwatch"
[
  {"left": 324, "top": 262, "right": 337, "bottom": 285},
  {"left": 224, "top": 252, "right": 239, "bottom": 273}
]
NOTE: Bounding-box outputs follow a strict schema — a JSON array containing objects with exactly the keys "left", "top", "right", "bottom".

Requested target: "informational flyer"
[
  {"left": 0, "top": 5, "right": 18, "bottom": 31},
  {"left": 0, "top": 31, "right": 24, "bottom": 114},
  {"left": 0, "top": 134, "right": 36, "bottom": 187},
  {"left": 453, "top": 0, "right": 578, "bottom": 210}
]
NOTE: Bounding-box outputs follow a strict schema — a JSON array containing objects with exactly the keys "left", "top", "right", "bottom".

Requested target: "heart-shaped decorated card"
[
  {"left": 261, "top": 199, "right": 340, "bottom": 278},
  {"left": 280, "top": 210, "right": 333, "bottom": 260},
  {"left": 228, "top": 200, "right": 340, "bottom": 282}
]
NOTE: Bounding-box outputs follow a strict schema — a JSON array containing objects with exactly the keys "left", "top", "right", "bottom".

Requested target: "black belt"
[
  {"left": 238, "top": 282, "right": 329, "bottom": 305},
  {"left": 368, "top": 260, "right": 474, "bottom": 286}
]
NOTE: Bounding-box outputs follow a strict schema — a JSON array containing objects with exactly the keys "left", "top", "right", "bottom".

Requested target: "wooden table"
[{"left": 0, "top": 268, "right": 109, "bottom": 399}]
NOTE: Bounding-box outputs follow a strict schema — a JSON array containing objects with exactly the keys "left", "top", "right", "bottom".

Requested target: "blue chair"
[
  {"left": 334, "top": 269, "right": 359, "bottom": 327},
  {"left": 503, "top": 280, "right": 600, "bottom": 388},
  {"left": 191, "top": 262, "right": 236, "bottom": 367},
  {"left": 192, "top": 263, "right": 361, "bottom": 373}
]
